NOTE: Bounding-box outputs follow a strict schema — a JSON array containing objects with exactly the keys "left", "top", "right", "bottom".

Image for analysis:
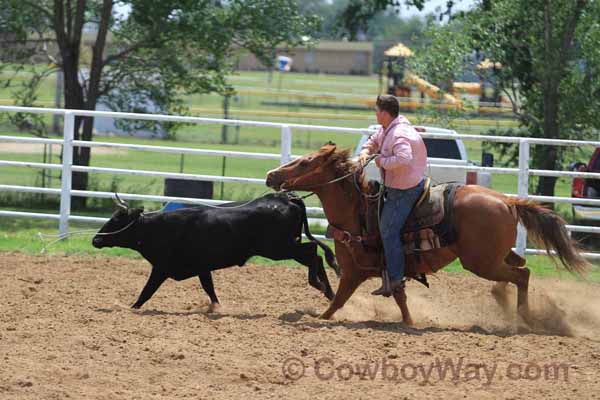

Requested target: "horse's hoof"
[
  {"left": 517, "top": 305, "right": 532, "bottom": 324},
  {"left": 492, "top": 291, "right": 510, "bottom": 311},
  {"left": 403, "top": 318, "right": 414, "bottom": 326},
  {"left": 208, "top": 303, "right": 221, "bottom": 313}
]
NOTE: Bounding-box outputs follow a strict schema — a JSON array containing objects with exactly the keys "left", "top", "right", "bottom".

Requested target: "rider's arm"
[
  {"left": 360, "top": 129, "right": 382, "bottom": 157},
  {"left": 376, "top": 136, "right": 413, "bottom": 170}
]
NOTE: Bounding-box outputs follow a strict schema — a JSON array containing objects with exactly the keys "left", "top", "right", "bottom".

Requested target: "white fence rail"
[{"left": 1, "top": 106, "right": 600, "bottom": 260}]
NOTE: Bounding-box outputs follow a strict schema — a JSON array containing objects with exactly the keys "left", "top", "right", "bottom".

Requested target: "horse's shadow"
[{"left": 278, "top": 310, "right": 572, "bottom": 339}]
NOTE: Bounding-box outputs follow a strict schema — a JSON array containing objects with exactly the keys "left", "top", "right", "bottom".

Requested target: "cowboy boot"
[
  {"left": 372, "top": 271, "right": 406, "bottom": 297},
  {"left": 371, "top": 269, "right": 392, "bottom": 297}
]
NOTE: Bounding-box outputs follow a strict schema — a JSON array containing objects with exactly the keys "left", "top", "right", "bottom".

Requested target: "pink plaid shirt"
[{"left": 360, "top": 115, "right": 427, "bottom": 190}]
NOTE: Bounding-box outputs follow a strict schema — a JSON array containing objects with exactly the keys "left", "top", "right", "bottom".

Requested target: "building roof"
[
  {"left": 316, "top": 40, "right": 372, "bottom": 52},
  {"left": 276, "top": 40, "right": 373, "bottom": 52}
]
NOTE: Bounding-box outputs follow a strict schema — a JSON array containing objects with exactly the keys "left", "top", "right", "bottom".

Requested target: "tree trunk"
[
  {"left": 53, "top": 0, "right": 90, "bottom": 208},
  {"left": 58, "top": 0, "right": 113, "bottom": 209},
  {"left": 535, "top": 0, "right": 586, "bottom": 199},
  {"left": 535, "top": 146, "right": 558, "bottom": 198},
  {"left": 534, "top": 1, "right": 572, "bottom": 200},
  {"left": 62, "top": 61, "right": 89, "bottom": 208},
  {"left": 535, "top": 79, "right": 560, "bottom": 198},
  {"left": 71, "top": 118, "right": 92, "bottom": 209},
  {"left": 60, "top": 44, "right": 90, "bottom": 208}
]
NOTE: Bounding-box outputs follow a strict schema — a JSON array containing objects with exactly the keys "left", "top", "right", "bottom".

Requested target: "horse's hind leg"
[
  {"left": 505, "top": 250, "right": 526, "bottom": 267},
  {"left": 461, "top": 258, "right": 531, "bottom": 319},
  {"left": 492, "top": 249, "right": 526, "bottom": 308},
  {"left": 392, "top": 287, "right": 413, "bottom": 325}
]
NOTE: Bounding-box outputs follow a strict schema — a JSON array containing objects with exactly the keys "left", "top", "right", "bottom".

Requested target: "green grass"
[
  {"left": 0, "top": 124, "right": 578, "bottom": 221},
  {"left": 1, "top": 214, "right": 598, "bottom": 282},
  {"left": 1, "top": 69, "right": 596, "bottom": 281},
  {"left": 0, "top": 69, "right": 523, "bottom": 199}
]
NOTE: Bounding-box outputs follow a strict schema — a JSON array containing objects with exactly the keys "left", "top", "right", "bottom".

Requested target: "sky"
[{"left": 400, "top": 0, "right": 478, "bottom": 18}]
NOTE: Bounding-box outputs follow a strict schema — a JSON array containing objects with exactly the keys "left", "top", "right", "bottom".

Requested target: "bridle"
[{"left": 280, "top": 154, "right": 378, "bottom": 193}]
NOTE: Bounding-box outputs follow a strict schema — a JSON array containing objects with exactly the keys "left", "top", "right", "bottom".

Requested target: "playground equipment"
[
  {"left": 380, "top": 43, "right": 511, "bottom": 114},
  {"left": 380, "top": 42, "right": 461, "bottom": 110}
]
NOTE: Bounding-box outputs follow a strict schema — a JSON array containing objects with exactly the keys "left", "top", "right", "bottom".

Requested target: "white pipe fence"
[{"left": 2, "top": 106, "right": 600, "bottom": 260}]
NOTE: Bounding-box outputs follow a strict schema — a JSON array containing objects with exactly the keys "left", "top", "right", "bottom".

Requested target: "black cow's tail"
[{"left": 292, "top": 196, "right": 340, "bottom": 277}]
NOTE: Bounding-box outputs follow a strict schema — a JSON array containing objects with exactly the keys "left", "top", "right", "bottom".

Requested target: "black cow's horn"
[{"left": 114, "top": 193, "right": 128, "bottom": 209}]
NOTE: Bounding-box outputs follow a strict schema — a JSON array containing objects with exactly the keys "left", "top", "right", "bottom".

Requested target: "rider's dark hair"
[{"left": 375, "top": 95, "right": 399, "bottom": 118}]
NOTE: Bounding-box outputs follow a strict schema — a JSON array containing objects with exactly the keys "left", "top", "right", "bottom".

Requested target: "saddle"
[
  {"left": 326, "top": 179, "right": 461, "bottom": 285},
  {"left": 362, "top": 179, "right": 460, "bottom": 253},
  {"left": 401, "top": 181, "right": 461, "bottom": 255}
]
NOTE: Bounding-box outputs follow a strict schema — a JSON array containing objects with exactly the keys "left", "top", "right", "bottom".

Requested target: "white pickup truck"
[{"left": 354, "top": 125, "right": 492, "bottom": 187}]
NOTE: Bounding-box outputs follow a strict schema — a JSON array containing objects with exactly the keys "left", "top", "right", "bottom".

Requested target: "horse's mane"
[{"left": 330, "top": 149, "right": 366, "bottom": 188}]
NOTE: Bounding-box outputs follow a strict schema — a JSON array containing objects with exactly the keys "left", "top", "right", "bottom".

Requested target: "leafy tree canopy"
[
  {"left": 0, "top": 0, "right": 318, "bottom": 198},
  {"left": 409, "top": 0, "right": 600, "bottom": 195}
]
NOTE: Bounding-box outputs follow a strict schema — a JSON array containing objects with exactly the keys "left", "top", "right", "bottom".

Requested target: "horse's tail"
[
  {"left": 506, "top": 198, "right": 590, "bottom": 276},
  {"left": 292, "top": 196, "right": 340, "bottom": 277}
]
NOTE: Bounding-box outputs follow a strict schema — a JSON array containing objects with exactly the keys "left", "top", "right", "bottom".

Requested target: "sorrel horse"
[{"left": 266, "top": 143, "right": 590, "bottom": 325}]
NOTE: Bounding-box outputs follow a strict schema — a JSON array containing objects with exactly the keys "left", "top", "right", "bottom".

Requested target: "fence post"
[
  {"left": 516, "top": 139, "right": 529, "bottom": 256},
  {"left": 59, "top": 111, "right": 74, "bottom": 238},
  {"left": 280, "top": 125, "right": 292, "bottom": 165}
]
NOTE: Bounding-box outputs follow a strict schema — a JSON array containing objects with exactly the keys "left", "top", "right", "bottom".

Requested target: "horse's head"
[{"left": 266, "top": 142, "right": 343, "bottom": 191}]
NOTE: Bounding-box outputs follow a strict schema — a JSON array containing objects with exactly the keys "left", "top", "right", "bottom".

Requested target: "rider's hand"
[{"left": 358, "top": 153, "right": 369, "bottom": 167}]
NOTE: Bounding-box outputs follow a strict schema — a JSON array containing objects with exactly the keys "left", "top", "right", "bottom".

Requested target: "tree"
[
  {"left": 297, "top": 0, "right": 427, "bottom": 46},
  {"left": 409, "top": 0, "right": 600, "bottom": 197},
  {"left": 297, "top": 0, "right": 345, "bottom": 39},
  {"left": 334, "top": 0, "right": 462, "bottom": 39},
  {"left": 339, "top": 0, "right": 600, "bottom": 197},
  {"left": 0, "top": 0, "right": 318, "bottom": 205}
]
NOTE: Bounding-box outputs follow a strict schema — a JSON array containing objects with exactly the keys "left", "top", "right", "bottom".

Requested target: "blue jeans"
[{"left": 379, "top": 180, "right": 425, "bottom": 282}]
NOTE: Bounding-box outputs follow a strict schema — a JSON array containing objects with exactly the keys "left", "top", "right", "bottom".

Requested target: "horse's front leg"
[{"left": 319, "top": 270, "right": 365, "bottom": 319}]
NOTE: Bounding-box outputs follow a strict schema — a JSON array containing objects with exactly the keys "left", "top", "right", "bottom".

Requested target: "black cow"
[{"left": 92, "top": 193, "right": 338, "bottom": 311}]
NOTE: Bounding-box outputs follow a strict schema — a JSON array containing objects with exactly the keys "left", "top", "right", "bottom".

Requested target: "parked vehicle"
[
  {"left": 569, "top": 147, "right": 600, "bottom": 224},
  {"left": 354, "top": 125, "right": 492, "bottom": 187}
]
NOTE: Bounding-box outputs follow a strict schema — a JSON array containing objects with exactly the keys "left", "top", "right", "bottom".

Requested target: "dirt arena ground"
[{"left": 1, "top": 252, "right": 600, "bottom": 399}]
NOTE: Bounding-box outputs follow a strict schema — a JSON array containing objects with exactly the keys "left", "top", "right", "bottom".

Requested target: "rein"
[
  {"left": 292, "top": 155, "right": 382, "bottom": 267},
  {"left": 280, "top": 155, "right": 382, "bottom": 248},
  {"left": 281, "top": 154, "right": 378, "bottom": 192},
  {"left": 281, "top": 169, "right": 357, "bottom": 192}
]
